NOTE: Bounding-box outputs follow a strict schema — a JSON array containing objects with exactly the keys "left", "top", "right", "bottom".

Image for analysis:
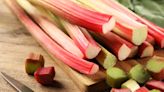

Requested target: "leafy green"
[{"left": 117, "top": 0, "right": 164, "bottom": 27}]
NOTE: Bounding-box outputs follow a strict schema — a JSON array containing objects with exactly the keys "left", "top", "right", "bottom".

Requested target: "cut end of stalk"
[
  {"left": 133, "top": 27, "right": 148, "bottom": 45},
  {"left": 102, "top": 17, "right": 115, "bottom": 34},
  {"left": 86, "top": 44, "right": 101, "bottom": 59},
  {"left": 89, "top": 64, "right": 99, "bottom": 75},
  {"left": 129, "top": 64, "right": 150, "bottom": 84},
  {"left": 140, "top": 45, "right": 154, "bottom": 58},
  {"left": 103, "top": 55, "right": 117, "bottom": 69},
  {"left": 118, "top": 44, "right": 131, "bottom": 61}
]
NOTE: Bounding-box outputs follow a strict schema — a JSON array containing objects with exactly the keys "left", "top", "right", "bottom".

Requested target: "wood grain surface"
[{"left": 0, "top": 0, "right": 80, "bottom": 91}]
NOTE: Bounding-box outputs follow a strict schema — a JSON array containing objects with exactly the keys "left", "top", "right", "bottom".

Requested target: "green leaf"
[{"left": 117, "top": 0, "right": 164, "bottom": 27}]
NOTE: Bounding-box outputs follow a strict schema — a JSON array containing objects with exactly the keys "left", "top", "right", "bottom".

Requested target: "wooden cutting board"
[{"left": 0, "top": 0, "right": 164, "bottom": 92}]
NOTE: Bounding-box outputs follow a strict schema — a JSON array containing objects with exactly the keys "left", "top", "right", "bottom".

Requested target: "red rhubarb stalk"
[
  {"left": 17, "top": 0, "right": 84, "bottom": 58},
  {"left": 138, "top": 41, "right": 154, "bottom": 58},
  {"left": 94, "top": 32, "right": 131, "bottom": 61},
  {"left": 6, "top": 0, "right": 99, "bottom": 74},
  {"left": 103, "top": 32, "right": 138, "bottom": 59},
  {"left": 76, "top": 0, "right": 148, "bottom": 45},
  {"left": 29, "top": 0, "right": 116, "bottom": 34}
]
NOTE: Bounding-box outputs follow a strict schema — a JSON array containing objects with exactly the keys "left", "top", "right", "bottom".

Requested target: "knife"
[{"left": 1, "top": 72, "right": 34, "bottom": 92}]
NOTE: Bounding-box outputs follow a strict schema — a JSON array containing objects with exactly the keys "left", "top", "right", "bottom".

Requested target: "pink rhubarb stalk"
[
  {"left": 29, "top": 0, "right": 116, "bottom": 34},
  {"left": 17, "top": 0, "right": 84, "bottom": 58},
  {"left": 80, "top": 27, "right": 101, "bottom": 59},
  {"left": 60, "top": 20, "right": 101, "bottom": 59},
  {"left": 6, "top": 0, "right": 99, "bottom": 74}
]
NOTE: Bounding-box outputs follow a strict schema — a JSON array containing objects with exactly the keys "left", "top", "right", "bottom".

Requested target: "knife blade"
[{"left": 1, "top": 72, "right": 33, "bottom": 92}]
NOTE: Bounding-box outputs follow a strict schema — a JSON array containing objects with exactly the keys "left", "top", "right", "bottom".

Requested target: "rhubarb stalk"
[
  {"left": 17, "top": 0, "right": 84, "bottom": 58},
  {"left": 6, "top": 0, "right": 99, "bottom": 74},
  {"left": 95, "top": 45, "right": 117, "bottom": 69},
  {"left": 29, "top": 0, "right": 116, "bottom": 34},
  {"left": 59, "top": 19, "right": 101, "bottom": 59},
  {"left": 75, "top": 0, "right": 148, "bottom": 45},
  {"left": 138, "top": 41, "right": 154, "bottom": 58},
  {"left": 91, "top": 32, "right": 131, "bottom": 61}
]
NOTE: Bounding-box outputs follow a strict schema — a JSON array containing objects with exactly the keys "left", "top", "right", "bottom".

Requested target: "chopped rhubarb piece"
[
  {"left": 17, "top": 0, "right": 84, "bottom": 58},
  {"left": 6, "top": 0, "right": 99, "bottom": 74},
  {"left": 146, "top": 80, "right": 164, "bottom": 92},
  {"left": 111, "top": 88, "right": 131, "bottom": 92},
  {"left": 121, "top": 79, "right": 140, "bottom": 92},
  {"left": 129, "top": 64, "right": 150, "bottom": 84},
  {"left": 138, "top": 41, "right": 154, "bottom": 58},
  {"left": 25, "top": 53, "right": 44, "bottom": 75},
  {"left": 29, "top": 0, "right": 116, "bottom": 34},
  {"left": 118, "top": 61, "right": 150, "bottom": 84},
  {"left": 34, "top": 67, "right": 55, "bottom": 85},
  {"left": 106, "top": 67, "right": 128, "bottom": 88},
  {"left": 135, "top": 87, "right": 149, "bottom": 92},
  {"left": 146, "top": 56, "right": 164, "bottom": 80}
]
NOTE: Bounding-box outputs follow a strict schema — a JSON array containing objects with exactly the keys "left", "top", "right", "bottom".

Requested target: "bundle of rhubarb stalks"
[{"left": 5, "top": 0, "right": 164, "bottom": 91}]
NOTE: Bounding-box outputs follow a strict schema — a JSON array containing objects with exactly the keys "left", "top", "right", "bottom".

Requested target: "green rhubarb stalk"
[
  {"left": 129, "top": 64, "right": 150, "bottom": 84},
  {"left": 106, "top": 67, "right": 128, "bottom": 88},
  {"left": 146, "top": 56, "right": 164, "bottom": 80},
  {"left": 96, "top": 45, "right": 117, "bottom": 69}
]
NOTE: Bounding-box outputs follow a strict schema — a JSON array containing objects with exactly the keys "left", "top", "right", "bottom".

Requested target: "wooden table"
[{"left": 0, "top": 0, "right": 80, "bottom": 91}]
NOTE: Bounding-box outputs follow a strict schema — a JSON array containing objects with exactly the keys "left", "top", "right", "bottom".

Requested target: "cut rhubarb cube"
[
  {"left": 25, "top": 53, "right": 44, "bottom": 75},
  {"left": 34, "top": 67, "right": 55, "bottom": 85},
  {"left": 146, "top": 56, "right": 164, "bottom": 80},
  {"left": 121, "top": 79, "right": 140, "bottom": 92}
]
